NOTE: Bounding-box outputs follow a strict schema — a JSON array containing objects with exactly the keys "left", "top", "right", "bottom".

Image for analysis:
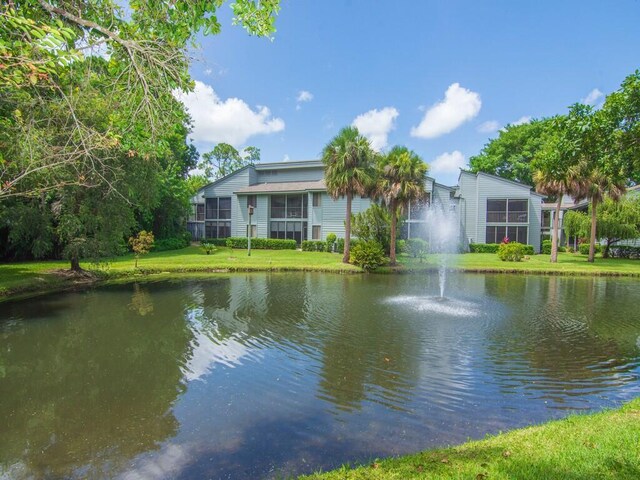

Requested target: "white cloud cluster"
[
  {"left": 352, "top": 107, "right": 399, "bottom": 151},
  {"left": 477, "top": 120, "right": 500, "bottom": 133},
  {"left": 296, "top": 90, "right": 314, "bottom": 110},
  {"left": 430, "top": 150, "right": 467, "bottom": 175},
  {"left": 174, "top": 81, "right": 285, "bottom": 146},
  {"left": 581, "top": 88, "right": 604, "bottom": 106},
  {"left": 411, "top": 83, "right": 481, "bottom": 139}
]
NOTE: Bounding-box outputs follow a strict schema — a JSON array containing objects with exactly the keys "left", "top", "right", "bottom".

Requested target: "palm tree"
[
  {"left": 571, "top": 163, "right": 626, "bottom": 262},
  {"left": 375, "top": 146, "right": 428, "bottom": 266},
  {"left": 321, "top": 127, "right": 377, "bottom": 263}
]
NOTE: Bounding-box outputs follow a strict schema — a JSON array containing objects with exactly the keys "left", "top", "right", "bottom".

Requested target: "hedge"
[
  {"left": 471, "top": 243, "right": 534, "bottom": 255},
  {"left": 542, "top": 239, "right": 566, "bottom": 255},
  {"left": 152, "top": 232, "right": 191, "bottom": 252},
  {"left": 578, "top": 243, "right": 602, "bottom": 255},
  {"left": 201, "top": 238, "right": 229, "bottom": 247},
  {"left": 301, "top": 240, "right": 327, "bottom": 252},
  {"left": 225, "top": 237, "right": 297, "bottom": 250}
]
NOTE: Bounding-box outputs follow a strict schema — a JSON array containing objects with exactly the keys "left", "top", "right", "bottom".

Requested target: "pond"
[{"left": 1, "top": 273, "right": 639, "bottom": 479}]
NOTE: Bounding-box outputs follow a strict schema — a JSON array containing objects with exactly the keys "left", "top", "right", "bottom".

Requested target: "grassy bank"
[
  {"left": 300, "top": 398, "right": 640, "bottom": 480},
  {"left": 1, "top": 246, "right": 639, "bottom": 300}
]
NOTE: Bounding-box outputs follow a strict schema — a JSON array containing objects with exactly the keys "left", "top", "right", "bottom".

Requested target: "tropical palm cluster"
[{"left": 321, "top": 126, "right": 428, "bottom": 265}]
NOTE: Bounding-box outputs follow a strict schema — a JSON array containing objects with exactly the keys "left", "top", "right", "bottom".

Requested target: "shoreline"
[{"left": 2, "top": 260, "right": 639, "bottom": 303}]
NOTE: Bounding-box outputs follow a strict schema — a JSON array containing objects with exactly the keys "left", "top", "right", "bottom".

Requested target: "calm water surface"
[{"left": 1, "top": 273, "right": 639, "bottom": 479}]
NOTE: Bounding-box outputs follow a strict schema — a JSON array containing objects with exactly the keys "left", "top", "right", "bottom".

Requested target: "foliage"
[
  {"left": 0, "top": 1, "right": 279, "bottom": 199},
  {"left": 200, "top": 242, "right": 217, "bottom": 255},
  {"left": 152, "top": 232, "right": 191, "bottom": 252},
  {"left": 201, "top": 238, "right": 229, "bottom": 247},
  {"left": 593, "top": 195, "right": 640, "bottom": 257},
  {"left": 541, "top": 240, "right": 565, "bottom": 255},
  {"left": 301, "top": 240, "right": 326, "bottom": 252},
  {"left": 225, "top": 237, "right": 296, "bottom": 250},
  {"left": 374, "top": 145, "right": 428, "bottom": 265},
  {"left": 128, "top": 230, "right": 154, "bottom": 268},
  {"left": 469, "top": 118, "right": 555, "bottom": 186},
  {"left": 608, "top": 245, "right": 640, "bottom": 259},
  {"left": 563, "top": 210, "right": 589, "bottom": 247},
  {"left": 199, "top": 143, "right": 260, "bottom": 179},
  {"left": 498, "top": 242, "right": 526, "bottom": 262},
  {"left": 470, "top": 243, "right": 500, "bottom": 253},
  {"left": 326, "top": 232, "right": 337, "bottom": 252},
  {"left": 349, "top": 241, "right": 386, "bottom": 271},
  {"left": 322, "top": 126, "right": 377, "bottom": 262},
  {"left": 406, "top": 238, "right": 428, "bottom": 262},
  {"left": 351, "top": 203, "right": 398, "bottom": 255},
  {"left": 579, "top": 243, "right": 602, "bottom": 255}
]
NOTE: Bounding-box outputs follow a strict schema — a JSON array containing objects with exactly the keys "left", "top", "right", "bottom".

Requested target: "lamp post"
[{"left": 247, "top": 205, "right": 254, "bottom": 256}]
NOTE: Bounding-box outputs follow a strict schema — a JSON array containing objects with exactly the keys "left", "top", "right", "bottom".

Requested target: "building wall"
[{"left": 256, "top": 166, "right": 324, "bottom": 183}]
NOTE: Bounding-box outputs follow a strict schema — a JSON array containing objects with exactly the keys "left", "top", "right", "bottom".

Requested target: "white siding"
[{"left": 256, "top": 166, "right": 324, "bottom": 183}]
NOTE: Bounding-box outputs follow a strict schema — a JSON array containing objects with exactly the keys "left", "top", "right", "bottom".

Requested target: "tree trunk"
[
  {"left": 389, "top": 203, "right": 397, "bottom": 266},
  {"left": 70, "top": 255, "right": 82, "bottom": 272},
  {"left": 550, "top": 196, "right": 561, "bottom": 263},
  {"left": 588, "top": 198, "right": 598, "bottom": 263},
  {"left": 343, "top": 192, "right": 352, "bottom": 263}
]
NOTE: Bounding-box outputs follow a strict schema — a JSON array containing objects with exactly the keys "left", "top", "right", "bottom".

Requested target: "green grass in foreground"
[
  {"left": 1, "top": 247, "right": 639, "bottom": 299},
  {"left": 300, "top": 398, "right": 640, "bottom": 480}
]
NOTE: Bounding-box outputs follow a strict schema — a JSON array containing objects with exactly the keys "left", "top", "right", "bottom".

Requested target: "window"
[
  {"left": 507, "top": 226, "right": 528, "bottom": 244},
  {"left": 247, "top": 195, "right": 256, "bottom": 208},
  {"left": 205, "top": 197, "right": 232, "bottom": 219},
  {"left": 205, "top": 221, "right": 231, "bottom": 239},
  {"left": 485, "top": 226, "right": 507, "bottom": 244},
  {"left": 270, "top": 221, "right": 308, "bottom": 243},
  {"left": 270, "top": 194, "right": 308, "bottom": 219},
  {"left": 486, "top": 226, "right": 528, "bottom": 244},
  {"left": 542, "top": 210, "right": 551, "bottom": 228},
  {"left": 486, "top": 199, "right": 507, "bottom": 222},
  {"left": 486, "top": 199, "right": 528, "bottom": 223},
  {"left": 196, "top": 204, "right": 204, "bottom": 221},
  {"left": 312, "top": 225, "right": 321, "bottom": 240},
  {"left": 313, "top": 192, "right": 321, "bottom": 207}
]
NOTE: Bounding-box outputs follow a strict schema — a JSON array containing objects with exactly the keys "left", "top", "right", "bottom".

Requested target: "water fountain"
[{"left": 423, "top": 201, "right": 461, "bottom": 298}]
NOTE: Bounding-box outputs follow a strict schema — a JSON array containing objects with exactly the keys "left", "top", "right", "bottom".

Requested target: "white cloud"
[
  {"left": 204, "top": 68, "right": 213, "bottom": 76},
  {"left": 352, "top": 107, "right": 399, "bottom": 151},
  {"left": 297, "top": 90, "right": 314, "bottom": 103},
  {"left": 411, "top": 83, "right": 481, "bottom": 139},
  {"left": 174, "top": 81, "right": 285, "bottom": 146},
  {"left": 282, "top": 154, "right": 290, "bottom": 162},
  {"left": 511, "top": 116, "right": 531, "bottom": 126},
  {"left": 430, "top": 150, "right": 467, "bottom": 175},
  {"left": 581, "top": 88, "right": 603, "bottom": 106},
  {"left": 477, "top": 120, "right": 500, "bottom": 133},
  {"left": 296, "top": 90, "right": 314, "bottom": 110}
]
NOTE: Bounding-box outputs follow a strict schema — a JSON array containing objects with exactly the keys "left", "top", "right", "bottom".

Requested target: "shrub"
[
  {"left": 351, "top": 204, "right": 400, "bottom": 254},
  {"left": 129, "top": 230, "right": 155, "bottom": 268},
  {"left": 349, "top": 241, "right": 386, "bottom": 271},
  {"left": 225, "top": 237, "right": 297, "bottom": 250},
  {"left": 498, "top": 242, "right": 526, "bottom": 262},
  {"left": 201, "top": 242, "right": 217, "bottom": 255},
  {"left": 326, "top": 233, "right": 337, "bottom": 252},
  {"left": 542, "top": 239, "right": 565, "bottom": 255},
  {"left": 153, "top": 232, "right": 191, "bottom": 252},
  {"left": 578, "top": 243, "right": 602, "bottom": 255},
  {"left": 396, "top": 239, "right": 407, "bottom": 254},
  {"left": 406, "top": 238, "right": 428, "bottom": 261},
  {"left": 336, "top": 238, "right": 344, "bottom": 253},
  {"left": 301, "top": 240, "right": 326, "bottom": 252},
  {"left": 469, "top": 243, "right": 500, "bottom": 253},
  {"left": 202, "top": 238, "right": 229, "bottom": 247}
]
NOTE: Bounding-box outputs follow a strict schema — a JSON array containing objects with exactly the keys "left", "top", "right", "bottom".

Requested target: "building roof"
[{"left": 235, "top": 180, "right": 326, "bottom": 194}]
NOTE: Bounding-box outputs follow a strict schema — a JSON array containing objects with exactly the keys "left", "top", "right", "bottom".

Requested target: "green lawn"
[
  {"left": 1, "top": 246, "right": 639, "bottom": 300},
  {"left": 300, "top": 398, "right": 640, "bottom": 480}
]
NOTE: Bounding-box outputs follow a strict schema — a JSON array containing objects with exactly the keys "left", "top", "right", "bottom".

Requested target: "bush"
[
  {"left": 498, "top": 242, "right": 526, "bottom": 262},
  {"left": 349, "top": 241, "right": 386, "bottom": 271},
  {"left": 541, "top": 239, "right": 565, "bottom": 255},
  {"left": 202, "top": 238, "right": 229, "bottom": 247},
  {"left": 225, "top": 237, "right": 297, "bottom": 250},
  {"left": 200, "top": 242, "right": 217, "bottom": 255},
  {"left": 301, "top": 240, "right": 326, "bottom": 252},
  {"left": 578, "top": 243, "right": 602, "bottom": 255},
  {"left": 406, "top": 238, "right": 428, "bottom": 261},
  {"left": 469, "top": 243, "right": 500, "bottom": 253},
  {"left": 326, "top": 233, "right": 337, "bottom": 252},
  {"left": 396, "top": 239, "right": 407, "bottom": 254},
  {"left": 153, "top": 231, "right": 191, "bottom": 252},
  {"left": 336, "top": 238, "right": 344, "bottom": 253}
]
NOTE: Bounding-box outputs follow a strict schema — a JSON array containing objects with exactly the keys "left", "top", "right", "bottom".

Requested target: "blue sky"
[{"left": 175, "top": 1, "right": 640, "bottom": 186}]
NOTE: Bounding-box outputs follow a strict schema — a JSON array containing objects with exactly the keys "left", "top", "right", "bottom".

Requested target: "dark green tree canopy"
[
  {"left": 469, "top": 118, "right": 555, "bottom": 186},
  {"left": 200, "top": 143, "right": 260, "bottom": 179}
]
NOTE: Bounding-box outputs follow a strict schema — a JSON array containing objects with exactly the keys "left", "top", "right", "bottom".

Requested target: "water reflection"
[{"left": 0, "top": 273, "right": 639, "bottom": 479}]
